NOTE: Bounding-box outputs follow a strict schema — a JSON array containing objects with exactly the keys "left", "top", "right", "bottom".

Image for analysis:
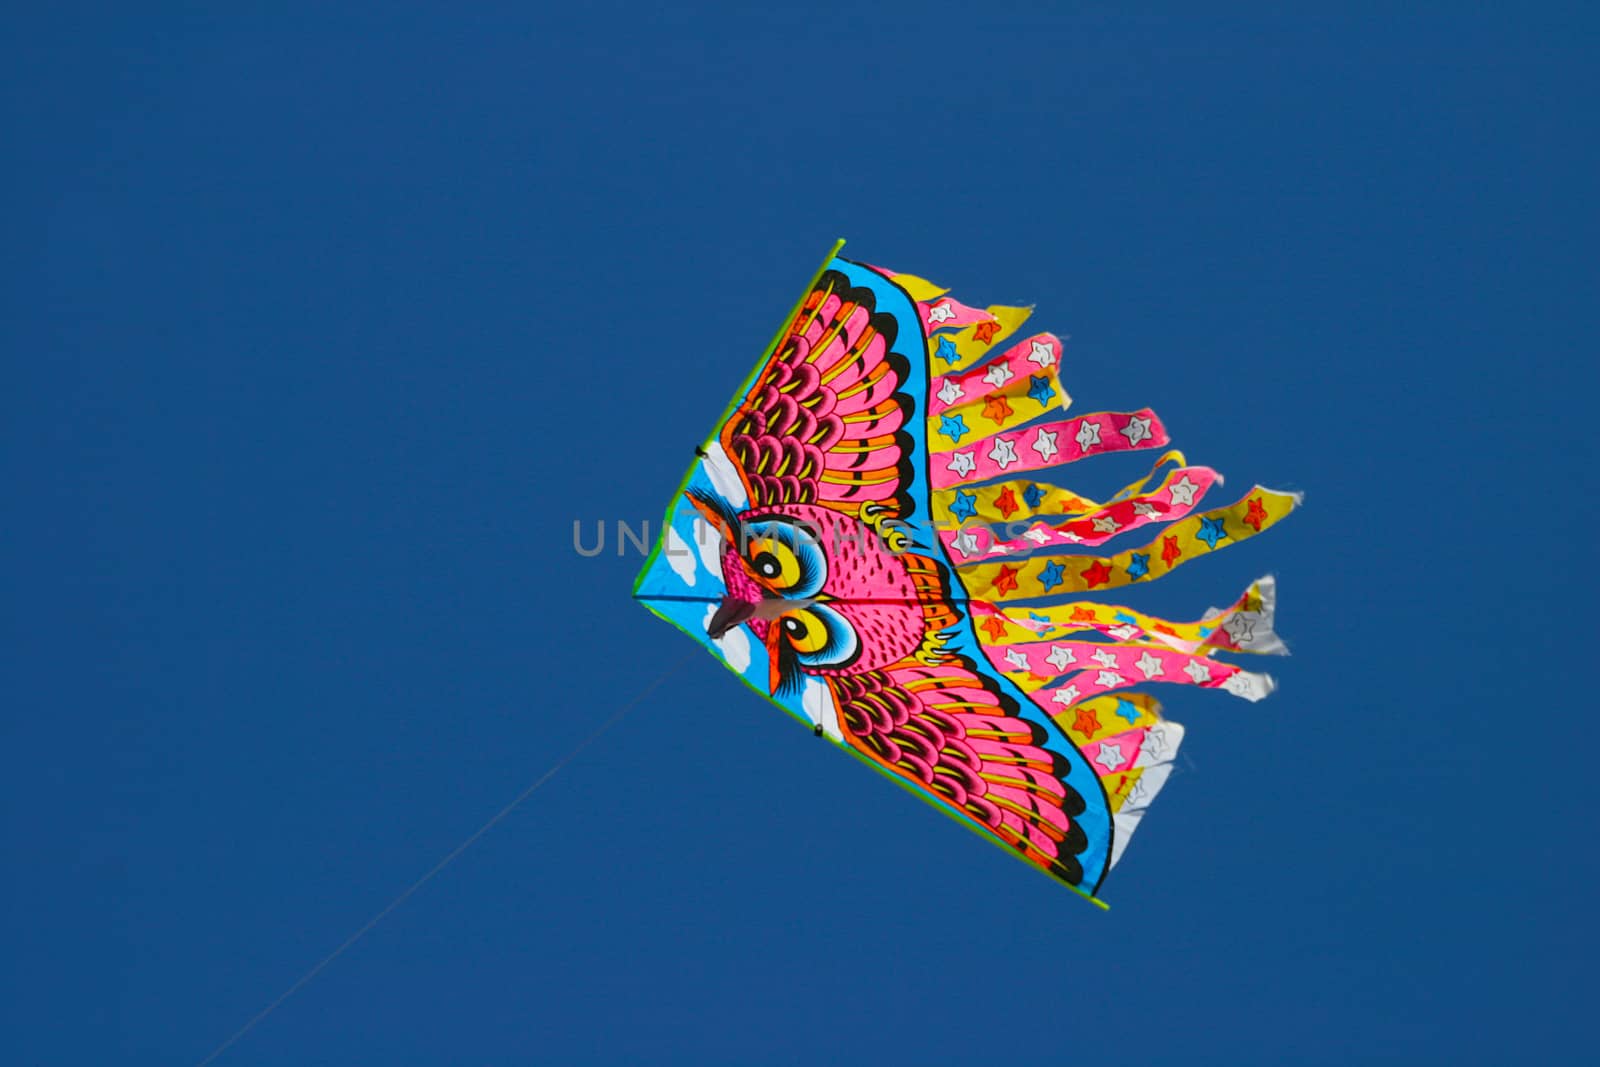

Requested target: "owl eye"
[
  {"left": 740, "top": 517, "right": 826, "bottom": 598},
  {"left": 779, "top": 605, "right": 860, "bottom": 670},
  {"left": 749, "top": 539, "right": 800, "bottom": 586}
]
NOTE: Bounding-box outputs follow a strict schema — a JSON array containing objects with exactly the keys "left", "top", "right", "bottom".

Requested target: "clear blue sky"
[{"left": 5, "top": 4, "right": 1595, "bottom": 1064}]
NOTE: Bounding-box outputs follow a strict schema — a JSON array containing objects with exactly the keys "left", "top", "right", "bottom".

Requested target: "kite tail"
[
  {"left": 1050, "top": 693, "right": 1185, "bottom": 870},
  {"left": 966, "top": 582, "right": 1288, "bottom": 869},
  {"left": 952, "top": 487, "right": 1300, "bottom": 602},
  {"left": 870, "top": 259, "right": 1301, "bottom": 878}
]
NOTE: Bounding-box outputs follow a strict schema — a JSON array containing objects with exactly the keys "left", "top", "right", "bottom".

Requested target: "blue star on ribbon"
[
  {"left": 1113, "top": 610, "right": 1138, "bottom": 625},
  {"left": 1022, "top": 483, "right": 1045, "bottom": 509},
  {"left": 1126, "top": 552, "right": 1150, "bottom": 579},
  {"left": 1115, "top": 698, "right": 1142, "bottom": 725},
  {"left": 1038, "top": 560, "right": 1066, "bottom": 592},
  {"left": 1197, "top": 515, "right": 1229, "bottom": 549},
  {"left": 938, "top": 413, "right": 970, "bottom": 443},
  {"left": 1027, "top": 374, "right": 1056, "bottom": 407},
  {"left": 935, "top": 336, "right": 960, "bottom": 364},
  {"left": 949, "top": 488, "right": 979, "bottom": 521}
]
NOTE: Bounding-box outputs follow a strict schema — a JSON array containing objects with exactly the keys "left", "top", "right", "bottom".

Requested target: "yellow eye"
[
  {"left": 747, "top": 537, "right": 802, "bottom": 591},
  {"left": 780, "top": 609, "right": 829, "bottom": 654}
]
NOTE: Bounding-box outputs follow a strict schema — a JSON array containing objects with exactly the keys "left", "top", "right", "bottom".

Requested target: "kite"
[{"left": 633, "top": 241, "right": 1299, "bottom": 906}]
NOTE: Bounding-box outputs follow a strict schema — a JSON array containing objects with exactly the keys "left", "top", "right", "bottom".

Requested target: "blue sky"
[{"left": 4, "top": 4, "right": 1596, "bottom": 1064}]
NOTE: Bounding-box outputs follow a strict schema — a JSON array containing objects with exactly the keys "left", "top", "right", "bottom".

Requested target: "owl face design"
[{"left": 693, "top": 497, "right": 929, "bottom": 690}]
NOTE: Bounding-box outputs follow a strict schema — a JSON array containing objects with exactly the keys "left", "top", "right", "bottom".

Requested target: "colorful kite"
[{"left": 633, "top": 241, "right": 1298, "bottom": 906}]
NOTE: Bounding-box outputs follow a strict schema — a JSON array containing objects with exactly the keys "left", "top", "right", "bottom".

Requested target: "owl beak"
[{"left": 707, "top": 596, "right": 757, "bottom": 640}]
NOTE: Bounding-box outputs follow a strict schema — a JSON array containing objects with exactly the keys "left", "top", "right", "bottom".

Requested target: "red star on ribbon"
[
  {"left": 994, "top": 487, "right": 1019, "bottom": 519},
  {"left": 972, "top": 320, "right": 1001, "bottom": 344},
  {"left": 993, "top": 566, "right": 1021, "bottom": 594},
  {"left": 1161, "top": 535, "right": 1182, "bottom": 565},
  {"left": 1244, "top": 496, "right": 1268, "bottom": 531},
  {"left": 1071, "top": 606, "right": 1097, "bottom": 622},
  {"left": 982, "top": 393, "right": 1014, "bottom": 425},
  {"left": 1072, "top": 707, "right": 1102, "bottom": 738},
  {"left": 1081, "top": 560, "right": 1112, "bottom": 587},
  {"left": 980, "top": 614, "right": 1009, "bottom": 641}
]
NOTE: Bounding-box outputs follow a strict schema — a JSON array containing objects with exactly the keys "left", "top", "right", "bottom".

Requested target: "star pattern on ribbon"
[
  {"left": 988, "top": 437, "right": 1018, "bottom": 470},
  {"left": 993, "top": 566, "right": 1021, "bottom": 594},
  {"left": 1027, "top": 374, "right": 1055, "bottom": 406},
  {"left": 1075, "top": 420, "right": 1101, "bottom": 451},
  {"left": 949, "top": 489, "right": 978, "bottom": 521},
  {"left": 1095, "top": 740, "right": 1127, "bottom": 771},
  {"left": 1033, "top": 426, "right": 1059, "bottom": 461},
  {"left": 982, "top": 393, "right": 1014, "bottom": 425},
  {"left": 1073, "top": 707, "right": 1102, "bottom": 738}
]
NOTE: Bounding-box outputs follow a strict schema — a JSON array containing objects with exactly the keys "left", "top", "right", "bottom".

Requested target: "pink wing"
[
  {"left": 829, "top": 654, "right": 1093, "bottom": 886},
  {"left": 723, "top": 269, "right": 917, "bottom": 514}
]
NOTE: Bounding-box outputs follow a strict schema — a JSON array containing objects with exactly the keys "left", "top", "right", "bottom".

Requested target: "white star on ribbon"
[
  {"left": 949, "top": 528, "right": 982, "bottom": 559},
  {"left": 1092, "top": 649, "right": 1119, "bottom": 669},
  {"left": 1003, "top": 648, "right": 1031, "bottom": 671},
  {"left": 1134, "top": 651, "right": 1164, "bottom": 679},
  {"left": 983, "top": 362, "right": 1014, "bottom": 389},
  {"left": 1095, "top": 669, "right": 1125, "bottom": 689},
  {"left": 936, "top": 378, "right": 964, "bottom": 406},
  {"left": 1023, "top": 527, "right": 1052, "bottom": 544},
  {"left": 947, "top": 451, "right": 977, "bottom": 479},
  {"left": 1058, "top": 529, "right": 1084, "bottom": 543},
  {"left": 1045, "top": 645, "right": 1077, "bottom": 671},
  {"left": 1107, "top": 624, "right": 1140, "bottom": 640},
  {"left": 1032, "top": 427, "right": 1059, "bottom": 461},
  {"left": 1092, "top": 515, "right": 1121, "bottom": 534},
  {"left": 1121, "top": 415, "right": 1153, "bottom": 447},
  {"left": 1095, "top": 741, "right": 1127, "bottom": 770},
  {"left": 1224, "top": 613, "right": 1256, "bottom": 644},
  {"left": 1184, "top": 659, "right": 1213, "bottom": 684},
  {"left": 988, "top": 437, "right": 1018, "bottom": 470},
  {"left": 927, "top": 301, "right": 956, "bottom": 324},
  {"left": 1051, "top": 684, "right": 1081, "bottom": 706},
  {"left": 1223, "top": 671, "right": 1272, "bottom": 701},
  {"left": 1075, "top": 420, "right": 1102, "bottom": 452},
  {"left": 1168, "top": 475, "right": 1199, "bottom": 507},
  {"left": 1124, "top": 776, "right": 1150, "bottom": 809},
  {"left": 1132, "top": 502, "right": 1159, "bottom": 518},
  {"left": 1142, "top": 723, "right": 1172, "bottom": 761},
  {"left": 1028, "top": 339, "right": 1056, "bottom": 367}
]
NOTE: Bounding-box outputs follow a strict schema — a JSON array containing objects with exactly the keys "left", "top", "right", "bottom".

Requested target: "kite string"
[{"left": 194, "top": 651, "right": 696, "bottom": 1067}]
